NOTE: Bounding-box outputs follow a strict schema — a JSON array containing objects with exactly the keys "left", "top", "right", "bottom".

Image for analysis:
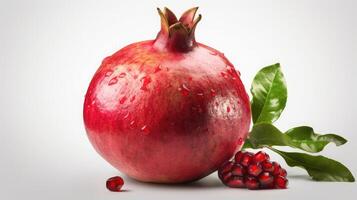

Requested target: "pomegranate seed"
[
  {"left": 275, "top": 176, "right": 288, "bottom": 189},
  {"left": 245, "top": 176, "right": 260, "bottom": 190},
  {"left": 279, "top": 168, "right": 287, "bottom": 177},
  {"left": 218, "top": 161, "right": 233, "bottom": 179},
  {"left": 272, "top": 161, "right": 281, "bottom": 176},
  {"left": 221, "top": 172, "right": 233, "bottom": 183},
  {"left": 258, "top": 172, "right": 274, "bottom": 188},
  {"left": 226, "top": 176, "right": 245, "bottom": 188},
  {"left": 231, "top": 164, "right": 245, "bottom": 176},
  {"left": 261, "top": 161, "right": 274, "bottom": 172},
  {"left": 240, "top": 152, "right": 253, "bottom": 167},
  {"left": 106, "top": 176, "right": 124, "bottom": 192},
  {"left": 234, "top": 151, "right": 244, "bottom": 163},
  {"left": 253, "top": 151, "right": 270, "bottom": 163},
  {"left": 247, "top": 163, "right": 262, "bottom": 176}
]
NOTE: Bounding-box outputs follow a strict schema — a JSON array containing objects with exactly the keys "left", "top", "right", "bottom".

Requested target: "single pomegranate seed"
[
  {"left": 240, "top": 152, "right": 253, "bottom": 167},
  {"left": 272, "top": 161, "right": 281, "bottom": 176},
  {"left": 279, "top": 168, "right": 287, "bottom": 177},
  {"left": 247, "top": 163, "right": 262, "bottom": 176},
  {"left": 253, "top": 151, "right": 270, "bottom": 163},
  {"left": 106, "top": 176, "right": 124, "bottom": 192},
  {"left": 226, "top": 176, "right": 245, "bottom": 188},
  {"left": 275, "top": 176, "right": 288, "bottom": 189},
  {"left": 234, "top": 151, "right": 244, "bottom": 163},
  {"left": 218, "top": 161, "right": 233, "bottom": 179},
  {"left": 245, "top": 176, "right": 260, "bottom": 190},
  {"left": 221, "top": 172, "right": 233, "bottom": 183},
  {"left": 231, "top": 164, "right": 245, "bottom": 176},
  {"left": 258, "top": 172, "right": 274, "bottom": 188},
  {"left": 261, "top": 161, "right": 274, "bottom": 172}
]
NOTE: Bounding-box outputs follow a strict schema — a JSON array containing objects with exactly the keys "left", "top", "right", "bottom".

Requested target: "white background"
[{"left": 1, "top": 0, "right": 356, "bottom": 199}]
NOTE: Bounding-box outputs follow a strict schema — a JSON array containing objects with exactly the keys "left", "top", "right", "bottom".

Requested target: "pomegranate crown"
[{"left": 154, "top": 7, "right": 202, "bottom": 52}]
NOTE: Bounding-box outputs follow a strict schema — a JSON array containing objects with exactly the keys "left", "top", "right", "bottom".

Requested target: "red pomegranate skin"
[{"left": 83, "top": 7, "right": 251, "bottom": 183}]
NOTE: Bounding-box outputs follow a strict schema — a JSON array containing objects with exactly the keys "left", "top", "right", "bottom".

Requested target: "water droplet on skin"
[
  {"left": 140, "top": 76, "right": 152, "bottom": 91},
  {"left": 221, "top": 72, "right": 229, "bottom": 79},
  {"left": 118, "top": 72, "right": 126, "bottom": 78},
  {"left": 227, "top": 106, "right": 231, "bottom": 113},
  {"left": 238, "top": 138, "right": 243, "bottom": 145},
  {"left": 108, "top": 77, "right": 118, "bottom": 85},
  {"left": 130, "top": 96, "right": 136, "bottom": 102},
  {"left": 141, "top": 125, "right": 150, "bottom": 134},
  {"left": 197, "top": 92, "right": 204, "bottom": 97},
  {"left": 123, "top": 112, "right": 130, "bottom": 119},
  {"left": 154, "top": 65, "right": 162, "bottom": 73},
  {"left": 105, "top": 70, "right": 113, "bottom": 77},
  {"left": 119, "top": 96, "right": 127, "bottom": 104},
  {"left": 130, "top": 120, "right": 136, "bottom": 128},
  {"left": 210, "top": 89, "right": 216, "bottom": 97},
  {"left": 178, "top": 84, "right": 190, "bottom": 96},
  {"left": 232, "top": 76, "right": 237, "bottom": 80},
  {"left": 91, "top": 100, "right": 96, "bottom": 105},
  {"left": 226, "top": 65, "right": 236, "bottom": 76},
  {"left": 209, "top": 51, "right": 218, "bottom": 55}
]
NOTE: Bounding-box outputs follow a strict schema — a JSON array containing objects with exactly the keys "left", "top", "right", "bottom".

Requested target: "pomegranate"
[{"left": 83, "top": 7, "right": 251, "bottom": 183}]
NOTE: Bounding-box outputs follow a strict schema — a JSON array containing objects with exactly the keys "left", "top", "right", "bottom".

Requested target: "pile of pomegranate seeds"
[
  {"left": 218, "top": 151, "right": 288, "bottom": 190},
  {"left": 106, "top": 176, "right": 124, "bottom": 192}
]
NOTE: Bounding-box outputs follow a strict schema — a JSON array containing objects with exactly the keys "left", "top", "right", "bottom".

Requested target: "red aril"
[
  {"left": 245, "top": 176, "right": 260, "bottom": 190},
  {"left": 106, "top": 176, "right": 124, "bottom": 192},
  {"left": 83, "top": 7, "right": 251, "bottom": 183},
  {"left": 226, "top": 176, "right": 245, "bottom": 188}
]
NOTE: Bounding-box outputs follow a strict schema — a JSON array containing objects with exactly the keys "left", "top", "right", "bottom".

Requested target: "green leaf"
[
  {"left": 271, "top": 148, "right": 355, "bottom": 182},
  {"left": 242, "top": 139, "right": 253, "bottom": 149},
  {"left": 286, "top": 126, "right": 347, "bottom": 152},
  {"left": 248, "top": 123, "right": 347, "bottom": 153},
  {"left": 251, "top": 63, "right": 287, "bottom": 124},
  {"left": 249, "top": 123, "right": 289, "bottom": 148}
]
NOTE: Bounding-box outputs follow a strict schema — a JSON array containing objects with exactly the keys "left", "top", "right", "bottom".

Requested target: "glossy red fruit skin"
[
  {"left": 106, "top": 176, "right": 124, "bottom": 192},
  {"left": 83, "top": 8, "right": 251, "bottom": 183}
]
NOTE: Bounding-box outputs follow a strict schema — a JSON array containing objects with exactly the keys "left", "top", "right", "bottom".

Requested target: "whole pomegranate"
[{"left": 83, "top": 7, "right": 251, "bottom": 183}]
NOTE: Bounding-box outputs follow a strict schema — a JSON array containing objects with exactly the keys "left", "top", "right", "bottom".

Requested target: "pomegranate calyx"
[{"left": 155, "top": 7, "right": 201, "bottom": 52}]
